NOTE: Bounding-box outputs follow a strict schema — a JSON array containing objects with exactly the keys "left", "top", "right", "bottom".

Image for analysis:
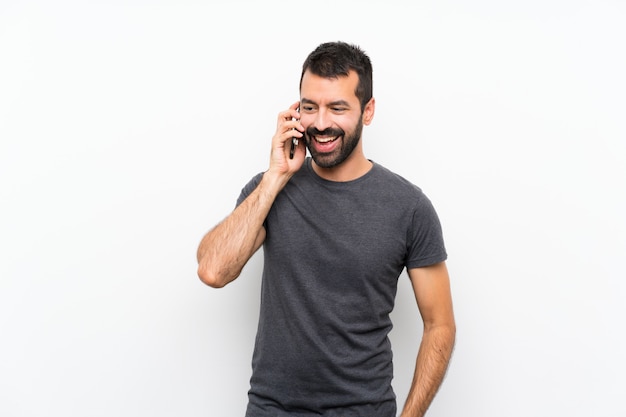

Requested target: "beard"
[{"left": 305, "top": 117, "right": 364, "bottom": 169}]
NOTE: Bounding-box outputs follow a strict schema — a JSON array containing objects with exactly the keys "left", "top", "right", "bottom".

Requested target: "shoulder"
[{"left": 369, "top": 162, "right": 428, "bottom": 200}]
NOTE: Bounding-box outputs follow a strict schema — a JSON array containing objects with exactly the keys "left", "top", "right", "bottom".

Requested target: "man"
[{"left": 197, "top": 41, "right": 455, "bottom": 417}]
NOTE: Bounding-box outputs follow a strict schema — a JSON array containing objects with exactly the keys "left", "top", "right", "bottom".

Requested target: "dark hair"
[{"left": 300, "top": 41, "right": 373, "bottom": 111}]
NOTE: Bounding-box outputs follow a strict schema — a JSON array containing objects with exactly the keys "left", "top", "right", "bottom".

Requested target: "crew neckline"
[{"left": 304, "top": 157, "right": 377, "bottom": 186}]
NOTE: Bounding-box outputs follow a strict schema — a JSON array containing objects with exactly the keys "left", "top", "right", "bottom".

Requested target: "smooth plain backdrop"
[{"left": 1, "top": 1, "right": 625, "bottom": 416}]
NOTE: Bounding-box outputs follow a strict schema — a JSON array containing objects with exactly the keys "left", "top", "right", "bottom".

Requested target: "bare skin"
[
  {"left": 196, "top": 101, "right": 304, "bottom": 288},
  {"left": 197, "top": 70, "right": 373, "bottom": 286},
  {"left": 197, "top": 70, "right": 455, "bottom": 415},
  {"left": 401, "top": 262, "right": 456, "bottom": 417},
  {"left": 298, "top": 70, "right": 375, "bottom": 182}
]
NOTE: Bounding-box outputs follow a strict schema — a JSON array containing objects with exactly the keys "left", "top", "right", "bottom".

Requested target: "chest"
[{"left": 264, "top": 182, "right": 412, "bottom": 284}]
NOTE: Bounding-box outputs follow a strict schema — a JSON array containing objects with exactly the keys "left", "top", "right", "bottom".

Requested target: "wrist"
[{"left": 260, "top": 169, "right": 291, "bottom": 196}]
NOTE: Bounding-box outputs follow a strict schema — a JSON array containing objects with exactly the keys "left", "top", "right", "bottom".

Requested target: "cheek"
[
  {"left": 337, "top": 117, "right": 358, "bottom": 134},
  {"left": 299, "top": 115, "right": 313, "bottom": 129},
  {"left": 299, "top": 113, "right": 355, "bottom": 133}
]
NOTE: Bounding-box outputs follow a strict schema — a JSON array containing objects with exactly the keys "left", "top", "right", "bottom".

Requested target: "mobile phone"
[
  {"left": 289, "top": 138, "right": 298, "bottom": 159},
  {"left": 289, "top": 107, "right": 300, "bottom": 159}
]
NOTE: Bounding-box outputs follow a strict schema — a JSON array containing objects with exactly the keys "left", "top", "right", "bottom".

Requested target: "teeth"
[{"left": 315, "top": 136, "right": 337, "bottom": 143}]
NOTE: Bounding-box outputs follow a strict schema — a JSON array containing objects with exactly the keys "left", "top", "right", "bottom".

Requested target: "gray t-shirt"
[{"left": 239, "top": 158, "right": 447, "bottom": 417}]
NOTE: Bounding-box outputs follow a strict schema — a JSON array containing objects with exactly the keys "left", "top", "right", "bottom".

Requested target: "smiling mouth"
[{"left": 313, "top": 135, "right": 340, "bottom": 143}]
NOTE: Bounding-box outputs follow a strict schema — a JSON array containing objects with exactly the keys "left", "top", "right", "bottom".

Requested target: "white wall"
[{"left": 1, "top": 1, "right": 624, "bottom": 416}]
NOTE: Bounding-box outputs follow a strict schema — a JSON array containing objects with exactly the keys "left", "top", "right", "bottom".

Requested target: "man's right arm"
[
  {"left": 196, "top": 102, "right": 305, "bottom": 288},
  {"left": 196, "top": 171, "right": 286, "bottom": 288}
]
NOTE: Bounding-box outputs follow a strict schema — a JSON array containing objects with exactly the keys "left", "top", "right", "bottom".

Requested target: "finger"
[
  {"left": 278, "top": 102, "right": 301, "bottom": 124},
  {"left": 276, "top": 116, "right": 303, "bottom": 141}
]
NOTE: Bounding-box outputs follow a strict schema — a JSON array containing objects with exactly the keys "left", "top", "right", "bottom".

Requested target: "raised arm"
[
  {"left": 196, "top": 102, "right": 305, "bottom": 288},
  {"left": 400, "top": 261, "right": 456, "bottom": 417}
]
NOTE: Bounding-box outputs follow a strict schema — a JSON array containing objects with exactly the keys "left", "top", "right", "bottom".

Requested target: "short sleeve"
[
  {"left": 236, "top": 172, "right": 264, "bottom": 207},
  {"left": 405, "top": 194, "right": 447, "bottom": 269}
]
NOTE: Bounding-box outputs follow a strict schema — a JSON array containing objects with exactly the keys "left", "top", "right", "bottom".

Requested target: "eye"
[
  {"left": 331, "top": 107, "right": 347, "bottom": 113},
  {"left": 301, "top": 105, "right": 316, "bottom": 113}
]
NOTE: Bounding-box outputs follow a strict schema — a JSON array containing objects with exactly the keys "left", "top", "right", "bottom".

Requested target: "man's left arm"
[{"left": 400, "top": 261, "right": 456, "bottom": 417}]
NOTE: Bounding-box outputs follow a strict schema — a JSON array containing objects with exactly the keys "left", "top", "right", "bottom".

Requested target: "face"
[{"left": 299, "top": 70, "right": 369, "bottom": 169}]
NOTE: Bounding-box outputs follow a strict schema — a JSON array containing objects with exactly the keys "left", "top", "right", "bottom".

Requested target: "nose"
[{"left": 312, "top": 108, "right": 332, "bottom": 132}]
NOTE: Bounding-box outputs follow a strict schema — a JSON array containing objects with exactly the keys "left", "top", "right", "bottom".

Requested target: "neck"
[{"left": 311, "top": 148, "right": 372, "bottom": 182}]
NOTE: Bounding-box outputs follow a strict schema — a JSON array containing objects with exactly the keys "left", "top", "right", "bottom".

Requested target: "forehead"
[{"left": 300, "top": 70, "right": 360, "bottom": 104}]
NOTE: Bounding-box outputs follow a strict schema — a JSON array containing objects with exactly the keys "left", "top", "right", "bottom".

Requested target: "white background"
[{"left": 1, "top": 1, "right": 625, "bottom": 416}]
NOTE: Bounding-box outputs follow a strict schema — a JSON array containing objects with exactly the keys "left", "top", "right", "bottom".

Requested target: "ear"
[{"left": 362, "top": 97, "right": 375, "bottom": 126}]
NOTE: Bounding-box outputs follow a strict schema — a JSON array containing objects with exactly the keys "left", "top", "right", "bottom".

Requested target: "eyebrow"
[{"left": 300, "top": 98, "right": 351, "bottom": 107}]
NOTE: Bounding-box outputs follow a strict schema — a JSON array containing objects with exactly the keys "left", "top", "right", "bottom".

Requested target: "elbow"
[
  {"left": 425, "top": 320, "right": 456, "bottom": 346},
  {"left": 450, "top": 323, "right": 456, "bottom": 349},
  {"left": 446, "top": 322, "right": 457, "bottom": 352},
  {"left": 448, "top": 320, "right": 457, "bottom": 338},
  {"left": 445, "top": 320, "right": 457, "bottom": 343},
  {"left": 197, "top": 263, "right": 237, "bottom": 288}
]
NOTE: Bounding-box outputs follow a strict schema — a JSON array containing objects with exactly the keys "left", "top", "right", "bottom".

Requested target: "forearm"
[
  {"left": 196, "top": 171, "right": 289, "bottom": 288},
  {"left": 400, "top": 323, "right": 456, "bottom": 417}
]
